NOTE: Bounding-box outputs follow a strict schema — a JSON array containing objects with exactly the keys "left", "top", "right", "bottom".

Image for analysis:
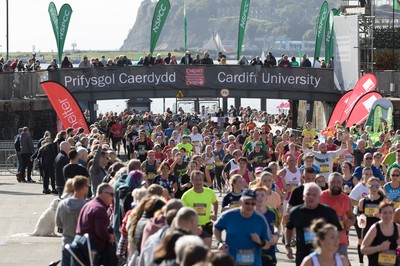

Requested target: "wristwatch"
[
  {"left": 285, "top": 243, "right": 291, "bottom": 248},
  {"left": 217, "top": 241, "right": 225, "bottom": 246}
]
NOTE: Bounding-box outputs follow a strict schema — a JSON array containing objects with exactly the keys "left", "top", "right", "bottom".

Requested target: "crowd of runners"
[{"left": 13, "top": 108, "right": 400, "bottom": 266}]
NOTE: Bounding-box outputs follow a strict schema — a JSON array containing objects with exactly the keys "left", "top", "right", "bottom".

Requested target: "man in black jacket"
[
  {"left": 55, "top": 141, "right": 71, "bottom": 197},
  {"left": 300, "top": 54, "right": 312, "bottom": 67},
  {"left": 18, "top": 127, "right": 35, "bottom": 182},
  {"left": 200, "top": 51, "right": 214, "bottom": 64},
  {"left": 36, "top": 137, "right": 57, "bottom": 194}
]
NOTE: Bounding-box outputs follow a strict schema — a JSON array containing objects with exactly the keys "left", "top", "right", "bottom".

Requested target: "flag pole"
[
  {"left": 184, "top": 0, "right": 187, "bottom": 53},
  {"left": 393, "top": 0, "right": 395, "bottom": 69}
]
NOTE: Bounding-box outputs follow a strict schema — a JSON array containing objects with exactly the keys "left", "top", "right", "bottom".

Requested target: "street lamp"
[{"left": 6, "top": 0, "right": 9, "bottom": 60}]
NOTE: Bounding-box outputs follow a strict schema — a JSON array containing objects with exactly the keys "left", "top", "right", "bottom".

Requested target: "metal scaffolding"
[{"left": 341, "top": 0, "right": 375, "bottom": 73}]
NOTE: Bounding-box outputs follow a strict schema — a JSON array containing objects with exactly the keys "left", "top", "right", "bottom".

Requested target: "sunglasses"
[
  {"left": 365, "top": 157, "right": 373, "bottom": 160},
  {"left": 369, "top": 185, "right": 380, "bottom": 189},
  {"left": 391, "top": 174, "right": 400, "bottom": 177},
  {"left": 244, "top": 201, "right": 256, "bottom": 206}
]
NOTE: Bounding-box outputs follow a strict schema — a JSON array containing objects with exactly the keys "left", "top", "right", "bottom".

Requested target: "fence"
[{"left": 0, "top": 140, "right": 39, "bottom": 176}]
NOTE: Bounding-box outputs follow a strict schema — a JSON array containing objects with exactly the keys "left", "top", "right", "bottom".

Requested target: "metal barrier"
[{"left": 0, "top": 140, "right": 39, "bottom": 176}]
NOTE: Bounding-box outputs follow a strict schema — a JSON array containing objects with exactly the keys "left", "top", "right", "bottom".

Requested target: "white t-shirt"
[
  {"left": 190, "top": 133, "right": 203, "bottom": 154},
  {"left": 349, "top": 182, "right": 369, "bottom": 214},
  {"left": 309, "top": 149, "right": 344, "bottom": 181},
  {"left": 283, "top": 166, "right": 301, "bottom": 186}
]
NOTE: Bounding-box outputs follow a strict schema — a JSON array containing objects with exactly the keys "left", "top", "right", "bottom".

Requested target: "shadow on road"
[{"left": 0, "top": 190, "right": 42, "bottom": 196}]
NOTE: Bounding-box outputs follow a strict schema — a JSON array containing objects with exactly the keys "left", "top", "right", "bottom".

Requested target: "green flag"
[
  {"left": 58, "top": 4, "right": 73, "bottom": 64},
  {"left": 324, "top": 10, "right": 334, "bottom": 62},
  {"left": 150, "top": 0, "right": 170, "bottom": 54},
  {"left": 395, "top": 0, "right": 400, "bottom": 11},
  {"left": 184, "top": 0, "right": 187, "bottom": 53},
  {"left": 313, "top": 1, "right": 329, "bottom": 66},
  {"left": 237, "top": 0, "right": 251, "bottom": 61},
  {"left": 48, "top": 2, "right": 59, "bottom": 55}
]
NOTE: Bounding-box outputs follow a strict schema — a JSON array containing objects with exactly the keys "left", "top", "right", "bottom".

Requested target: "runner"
[
  {"left": 181, "top": 170, "right": 218, "bottom": 248},
  {"left": 214, "top": 189, "right": 272, "bottom": 266}
]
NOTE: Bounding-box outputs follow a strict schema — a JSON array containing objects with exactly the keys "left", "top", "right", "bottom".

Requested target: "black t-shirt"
[
  {"left": 152, "top": 174, "right": 176, "bottom": 194},
  {"left": 134, "top": 140, "right": 153, "bottom": 162},
  {"left": 63, "top": 163, "right": 89, "bottom": 180},
  {"left": 176, "top": 172, "right": 191, "bottom": 199},
  {"left": 353, "top": 148, "right": 377, "bottom": 167},
  {"left": 288, "top": 185, "right": 304, "bottom": 207},
  {"left": 222, "top": 192, "right": 242, "bottom": 208},
  {"left": 127, "top": 131, "right": 138, "bottom": 144},
  {"left": 286, "top": 204, "right": 342, "bottom": 262},
  {"left": 237, "top": 134, "right": 248, "bottom": 146},
  {"left": 248, "top": 150, "right": 269, "bottom": 168}
]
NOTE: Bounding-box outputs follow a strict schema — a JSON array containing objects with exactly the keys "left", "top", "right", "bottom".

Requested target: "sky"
[{"left": 0, "top": 0, "right": 144, "bottom": 53}]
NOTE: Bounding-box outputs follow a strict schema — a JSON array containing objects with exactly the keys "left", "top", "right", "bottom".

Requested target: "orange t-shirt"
[{"left": 320, "top": 190, "right": 350, "bottom": 244}]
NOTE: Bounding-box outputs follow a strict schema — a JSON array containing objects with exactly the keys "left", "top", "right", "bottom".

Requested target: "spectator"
[
  {"left": 290, "top": 56, "right": 299, "bottom": 67},
  {"left": 300, "top": 54, "right": 312, "bottom": 67},
  {"left": 278, "top": 55, "right": 291, "bottom": 68},
  {"left": 78, "top": 55, "right": 91, "bottom": 68},
  {"left": 56, "top": 175, "right": 89, "bottom": 266},
  {"left": 75, "top": 183, "right": 117, "bottom": 265},
  {"left": 18, "top": 127, "right": 35, "bottom": 183},
  {"left": 61, "top": 56, "right": 73, "bottom": 68},
  {"left": 180, "top": 51, "right": 193, "bottom": 65},
  {"left": 200, "top": 51, "right": 213, "bottom": 64},
  {"left": 55, "top": 141, "right": 71, "bottom": 197}
]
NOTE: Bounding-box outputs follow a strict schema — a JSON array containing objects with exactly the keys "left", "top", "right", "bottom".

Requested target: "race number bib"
[
  {"left": 394, "top": 201, "right": 400, "bottom": 209},
  {"left": 192, "top": 141, "right": 200, "bottom": 147},
  {"left": 147, "top": 172, "right": 156, "bottom": 180},
  {"left": 364, "top": 204, "right": 379, "bottom": 217},
  {"left": 236, "top": 249, "right": 255, "bottom": 265},
  {"left": 319, "top": 163, "right": 329, "bottom": 173},
  {"left": 205, "top": 165, "right": 213, "bottom": 170},
  {"left": 230, "top": 201, "right": 240, "bottom": 209},
  {"left": 378, "top": 250, "right": 397, "bottom": 265},
  {"left": 193, "top": 203, "right": 207, "bottom": 216},
  {"left": 304, "top": 228, "right": 316, "bottom": 244}
]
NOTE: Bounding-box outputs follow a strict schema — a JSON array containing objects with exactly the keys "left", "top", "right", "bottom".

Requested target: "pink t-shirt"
[
  {"left": 320, "top": 190, "right": 351, "bottom": 244},
  {"left": 230, "top": 169, "right": 252, "bottom": 185}
]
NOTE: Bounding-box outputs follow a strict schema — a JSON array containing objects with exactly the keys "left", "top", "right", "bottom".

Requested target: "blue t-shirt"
[
  {"left": 260, "top": 207, "right": 279, "bottom": 264},
  {"left": 214, "top": 208, "right": 271, "bottom": 266},
  {"left": 353, "top": 165, "right": 384, "bottom": 181},
  {"left": 300, "top": 164, "right": 321, "bottom": 174},
  {"left": 383, "top": 183, "right": 400, "bottom": 202},
  {"left": 164, "top": 128, "right": 174, "bottom": 141}
]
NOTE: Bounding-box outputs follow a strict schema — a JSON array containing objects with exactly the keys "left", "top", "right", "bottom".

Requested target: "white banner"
[{"left": 334, "top": 15, "right": 359, "bottom": 91}]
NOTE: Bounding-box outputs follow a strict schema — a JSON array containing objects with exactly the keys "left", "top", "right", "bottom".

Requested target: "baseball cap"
[
  {"left": 254, "top": 167, "right": 264, "bottom": 174},
  {"left": 241, "top": 189, "right": 256, "bottom": 201}
]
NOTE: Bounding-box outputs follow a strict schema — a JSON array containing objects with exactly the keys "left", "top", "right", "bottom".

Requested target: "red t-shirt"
[
  {"left": 320, "top": 190, "right": 351, "bottom": 244},
  {"left": 111, "top": 123, "right": 123, "bottom": 138}
]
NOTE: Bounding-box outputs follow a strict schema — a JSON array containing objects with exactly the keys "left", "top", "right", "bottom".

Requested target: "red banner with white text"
[
  {"left": 339, "top": 73, "right": 377, "bottom": 124},
  {"left": 40, "top": 81, "right": 89, "bottom": 133},
  {"left": 345, "top": 92, "right": 382, "bottom": 127},
  {"left": 326, "top": 90, "right": 353, "bottom": 129}
]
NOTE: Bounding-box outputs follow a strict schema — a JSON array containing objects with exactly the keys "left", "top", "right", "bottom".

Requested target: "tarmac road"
[{"left": 0, "top": 173, "right": 362, "bottom": 266}]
